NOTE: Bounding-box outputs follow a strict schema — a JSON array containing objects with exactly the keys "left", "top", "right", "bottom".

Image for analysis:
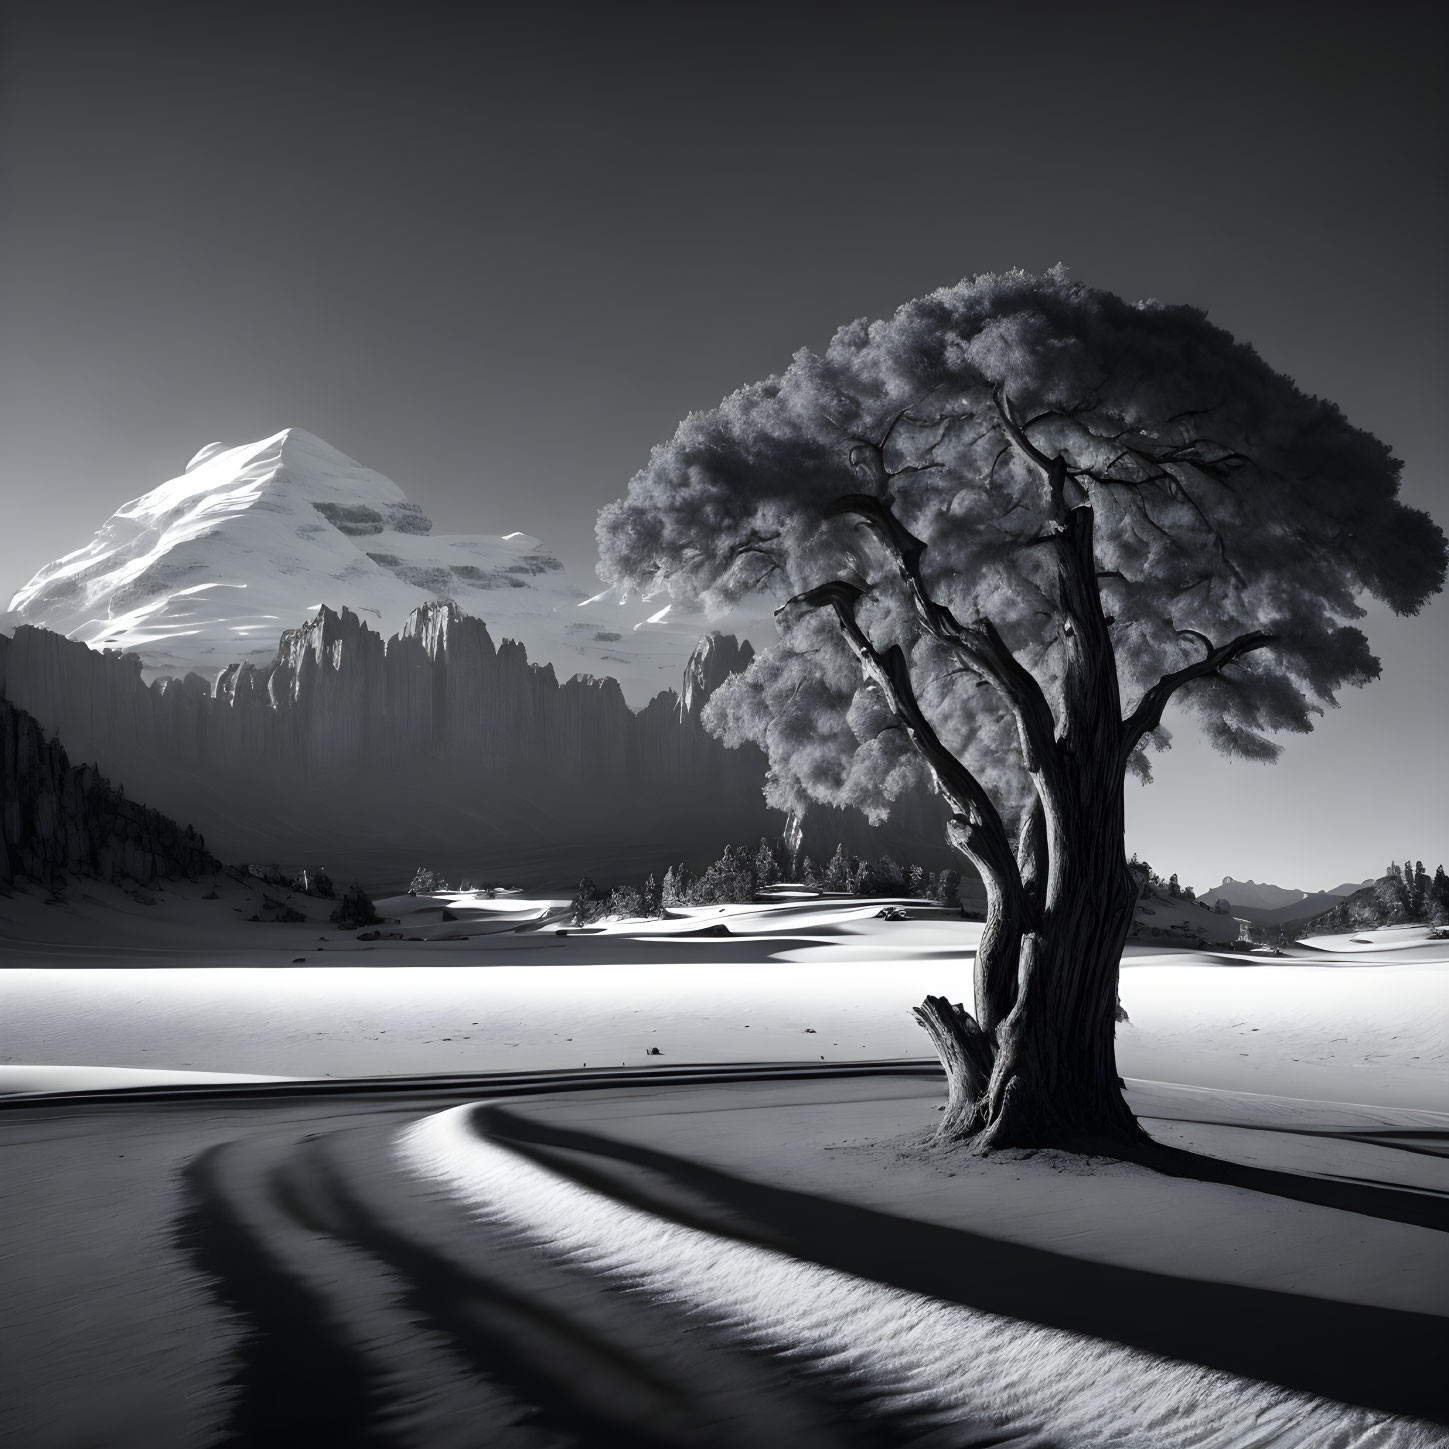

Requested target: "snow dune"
[
  {"left": 401, "top": 1102, "right": 1449, "bottom": 1446},
  {"left": 4, "top": 1068, "right": 1444, "bottom": 1447}
]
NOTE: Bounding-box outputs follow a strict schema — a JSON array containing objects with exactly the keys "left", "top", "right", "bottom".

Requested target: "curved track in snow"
[{"left": 2, "top": 1063, "right": 1447, "bottom": 1446}]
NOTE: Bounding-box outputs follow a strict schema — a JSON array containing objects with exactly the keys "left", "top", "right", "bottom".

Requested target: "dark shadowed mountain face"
[
  {"left": 0, "top": 607, "right": 954, "bottom": 891},
  {"left": 0, "top": 696, "right": 217, "bottom": 891}
]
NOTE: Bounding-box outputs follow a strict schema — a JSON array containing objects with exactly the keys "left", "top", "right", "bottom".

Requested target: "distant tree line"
[
  {"left": 408, "top": 866, "right": 511, "bottom": 895},
  {"left": 570, "top": 839, "right": 976, "bottom": 926}
]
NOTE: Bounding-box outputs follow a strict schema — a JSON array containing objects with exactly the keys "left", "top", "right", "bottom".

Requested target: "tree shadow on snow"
[{"left": 471, "top": 1103, "right": 1449, "bottom": 1425}]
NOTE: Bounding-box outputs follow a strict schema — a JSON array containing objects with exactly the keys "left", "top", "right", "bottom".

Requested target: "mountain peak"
[
  {"left": 4, "top": 430, "right": 738, "bottom": 705},
  {"left": 1209, "top": 876, "right": 1309, "bottom": 911},
  {"left": 184, "top": 428, "right": 388, "bottom": 492}
]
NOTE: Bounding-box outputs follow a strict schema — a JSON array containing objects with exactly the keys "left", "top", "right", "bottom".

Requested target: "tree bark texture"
[
  {"left": 917, "top": 490, "right": 1148, "bottom": 1149},
  {"left": 811, "top": 430, "right": 1262, "bottom": 1154}
]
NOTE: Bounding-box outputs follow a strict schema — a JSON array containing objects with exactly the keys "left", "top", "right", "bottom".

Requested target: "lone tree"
[{"left": 597, "top": 270, "right": 1446, "bottom": 1152}]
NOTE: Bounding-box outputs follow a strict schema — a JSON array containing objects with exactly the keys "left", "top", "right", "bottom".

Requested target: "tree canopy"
[
  {"left": 597, "top": 269, "right": 1446, "bottom": 1148},
  {"left": 598, "top": 269, "right": 1444, "bottom": 833}
]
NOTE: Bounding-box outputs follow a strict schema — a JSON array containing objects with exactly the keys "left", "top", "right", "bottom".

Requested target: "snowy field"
[
  {"left": 2, "top": 1069, "right": 1446, "bottom": 1446},
  {"left": 1, "top": 877, "right": 1445, "bottom": 1110},
  {"left": 3, "top": 877, "right": 1447, "bottom": 1444}
]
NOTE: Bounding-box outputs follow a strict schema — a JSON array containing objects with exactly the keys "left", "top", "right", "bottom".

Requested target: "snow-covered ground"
[
  {"left": 2, "top": 879, "right": 1447, "bottom": 1444},
  {"left": 1, "top": 878, "right": 1445, "bottom": 1111},
  {"left": 1301, "top": 924, "right": 1446, "bottom": 954},
  {"left": 2, "top": 1071, "right": 1445, "bottom": 1446},
  {"left": 404, "top": 1092, "right": 1449, "bottom": 1444}
]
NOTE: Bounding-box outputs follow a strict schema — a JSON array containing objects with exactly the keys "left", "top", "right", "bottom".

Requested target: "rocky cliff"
[
  {"left": 0, "top": 606, "right": 950, "bottom": 888},
  {"left": 0, "top": 696, "right": 218, "bottom": 891}
]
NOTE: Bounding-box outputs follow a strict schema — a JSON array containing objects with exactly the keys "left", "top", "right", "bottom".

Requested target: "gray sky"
[{"left": 1, "top": 0, "right": 1444, "bottom": 892}]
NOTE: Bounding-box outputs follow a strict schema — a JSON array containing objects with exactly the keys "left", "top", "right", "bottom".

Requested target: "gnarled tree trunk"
[
  {"left": 815, "top": 445, "right": 1275, "bottom": 1156},
  {"left": 917, "top": 786, "right": 1144, "bottom": 1152},
  {"left": 913, "top": 493, "right": 1148, "bottom": 1151},
  {"left": 971, "top": 777, "right": 1145, "bottom": 1149}
]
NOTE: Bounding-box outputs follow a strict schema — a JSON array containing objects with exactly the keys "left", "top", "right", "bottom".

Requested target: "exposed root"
[{"left": 912, "top": 994, "right": 996, "bottom": 1140}]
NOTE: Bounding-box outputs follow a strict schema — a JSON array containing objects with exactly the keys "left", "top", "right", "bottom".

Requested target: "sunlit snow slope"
[{"left": 4, "top": 429, "right": 710, "bottom": 705}]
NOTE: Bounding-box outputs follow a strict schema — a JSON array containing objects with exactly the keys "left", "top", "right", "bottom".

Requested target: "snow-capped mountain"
[{"left": 4, "top": 429, "right": 727, "bottom": 706}]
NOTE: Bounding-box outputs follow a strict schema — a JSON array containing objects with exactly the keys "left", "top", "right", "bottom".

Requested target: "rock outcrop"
[
  {"left": 1298, "top": 887, "right": 1383, "bottom": 934},
  {"left": 679, "top": 633, "right": 755, "bottom": 720},
  {"left": 0, "top": 696, "right": 218, "bottom": 890},
  {"left": 0, "top": 605, "right": 952, "bottom": 888}
]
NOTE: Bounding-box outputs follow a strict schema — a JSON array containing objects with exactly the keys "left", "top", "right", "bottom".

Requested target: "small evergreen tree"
[
  {"left": 753, "top": 837, "right": 782, "bottom": 888},
  {"left": 1168, "top": 872, "right": 1180, "bottom": 898},
  {"left": 1429, "top": 865, "right": 1449, "bottom": 926},
  {"left": 800, "top": 855, "right": 821, "bottom": 888},
  {"left": 661, "top": 864, "right": 692, "bottom": 908},
  {"left": 696, "top": 843, "right": 757, "bottom": 904},
  {"left": 608, "top": 883, "right": 645, "bottom": 920},
  {"left": 642, "top": 873, "right": 662, "bottom": 916},
  {"left": 1411, "top": 861, "right": 1430, "bottom": 918},
  {"left": 409, "top": 866, "right": 449, "bottom": 894},
  {"left": 823, "top": 844, "right": 852, "bottom": 892},
  {"left": 572, "top": 877, "right": 606, "bottom": 925}
]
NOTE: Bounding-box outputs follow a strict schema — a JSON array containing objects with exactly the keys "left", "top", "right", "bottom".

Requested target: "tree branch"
[
  {"left": 992, "top": 384, "right": 1055, "bottom": 474},
  {"left": 827, "top": 492, "right": 1061, "bottom": 779},
  {"left": 1122, "top": 629, "right": 1277, "bottom": 753},
  {"left": 777, "top": 582, "right": 1009, "bottom": 840},
  {"left": 846, "top": 403, "right": 977, "bottom": 490},
  {"left": 992, "top": 385, "right": 1074, "bottom": 521}
]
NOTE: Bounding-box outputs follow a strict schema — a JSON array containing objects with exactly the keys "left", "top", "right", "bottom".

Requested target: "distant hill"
[
  {"left": 1129, "top": 888, "right": 1246, "bottom": 948},
  {"left": 1205, "top": 875, "right": 1377, "bottom": 923},
  {"left": 1297, "top": 862, "right": 1448, "bottom": 937},
  {"left": 1243, "top": 891, "right": 1364, "bottom": 928},
  {"left": 1325, "top": 880, "right": 1376, "bottom": 898},
  {"left": 1296, "top": 886, "right": 1383, "bottom": 936},
  {"left": 1207, "top": 877, "right": 1310, "bottom": 912}
]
